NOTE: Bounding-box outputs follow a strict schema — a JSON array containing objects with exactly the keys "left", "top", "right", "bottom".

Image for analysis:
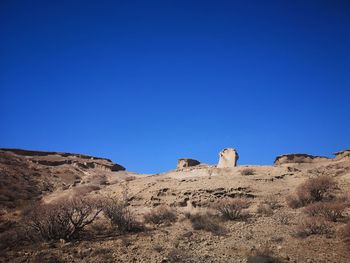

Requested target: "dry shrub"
[
  {"left": 240, "top": 168, "right": 255, "bottom": 176},
  {"left": 24, "top": 197, "right": 103, "bottom": 241},
  {"left": 167, "top": 248, "right": 192, "bottom": 263},
  {"left": 286, "top": 195, "right": 301, "bottom": 209},
  {"left": 276, "top": 213, "right": 291, "bottom": 225},
  {"left": 188, "top": 212, "right": 226, "bottom": 235},
  {"left": 287, "top": 176, "right": 337, "bottom": 208},
  {"left": 143, "top": 206, "right": 177, "bottom": 226},
  {"left": 303, "top": 201, "right": 347, "bottom": 222},
  {"left": 216, "top": 198, "right": 250, "bottom": 220},
  {"left": 295, "top": 217, "right": 332, "bottom": 238},
  {"left": 256, "top": 203, "right": 273, "bottom": 216},
  {"left": 340, "top": 222, "right": 350, "bottom": 247},
  {"left": 102, "top": 198, "right": 144, "bottom": 233},
  {"left": 248, "top": 245, "right": 283, "bottom": 263},
  {"left": 0, "top": 220, "right": 26, "bottom": 250}
]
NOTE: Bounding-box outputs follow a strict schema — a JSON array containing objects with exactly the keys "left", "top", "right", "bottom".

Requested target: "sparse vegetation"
[
  {"left": 248, "top": 246, "right": 283, "bottom": 263},
  {"left": 188, "top": 212, "right": 226, "bottom": 235},
  {"left": 295, "top": 217, "right": 332, "bottom": 238},
  {"left": 25, "top": 197, "right": 103, "bottom": 241},
  {"left": 303, "top": 201, "right": 347, "bottom": 222},
  {"left": 340, "top": 222, "right": 350, "bottom": 247},
  {"left": 102, "top": 198, "right": 145, "bottom": 233},
  {"left": 257, "top": 203, "right": 273, "bottom": 216},
  {"left": 167, "top": 248, "right": 192, "bottom": 263},
  {"left": 287, "top": 176, "right": 338, "bottom": 208},
  {"left": 143, "top": 206, "right": 177, "bottom": 226},
  {"left": 216, "top": 198, "right": 250, "bottom": 220},
  {"left": 240, "top": 168, "right": 255, "bottom": 176}
]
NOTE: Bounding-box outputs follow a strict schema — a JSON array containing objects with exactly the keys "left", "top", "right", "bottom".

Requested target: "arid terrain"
[{"left": 1, "top": 148, "right": 350, "bottom": 263}]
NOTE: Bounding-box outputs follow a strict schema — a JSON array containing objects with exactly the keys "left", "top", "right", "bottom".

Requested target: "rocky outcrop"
[
  {"left": 217, "top": 148, "right": 239, "bottom": 168},
  {"left": 0, "top": 148, "right": 125, "bottom": 172},
  {"left": 334, "top": 149, "right": 350, "bottom": 161},
  {"left": 177, "top": 158, "right": 200, "bottom": 169},
  {"left": 274, "top": 153, "right": 329, "bottom": 165}
]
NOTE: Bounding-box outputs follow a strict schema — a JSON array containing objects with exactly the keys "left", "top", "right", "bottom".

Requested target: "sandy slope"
[{"left": 1, "top": 149, "right": 350, "bottom": 262}]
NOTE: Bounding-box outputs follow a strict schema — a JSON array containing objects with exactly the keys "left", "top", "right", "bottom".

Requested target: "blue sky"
[{"left": 1, "top": 1, "right": 349, "bottom": 173}]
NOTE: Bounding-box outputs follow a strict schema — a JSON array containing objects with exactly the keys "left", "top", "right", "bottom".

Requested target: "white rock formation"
[{"left": 217, "top": 148, "right": 239, "bottom": 168}]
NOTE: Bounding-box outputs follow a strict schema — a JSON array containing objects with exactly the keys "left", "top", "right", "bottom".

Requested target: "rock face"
[
  {"left": 0, "top": 148, "right": 127, "bottom": 209},
  {"left": 0, "top": 148, "right": 125, "bottom": 172},
  {"left": 334, "top": 149, "right": 350, "bottom": 161},
  {"left": 274, "top": 153, "right": 329, "bottom": 165},
  {"left": 177, "top": 158, "right": 200, "bottom": 169},
  {"left": 217, "top": 148, "right": 239, "bottom": 168}
]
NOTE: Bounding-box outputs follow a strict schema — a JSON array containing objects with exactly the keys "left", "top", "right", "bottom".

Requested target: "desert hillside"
[{"left": 1, "top": 148, "right": 350, "bottom": 263}]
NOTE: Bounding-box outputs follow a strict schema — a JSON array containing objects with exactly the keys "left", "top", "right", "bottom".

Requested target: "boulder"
[
  {"left": 217, "top": 148, "right": 239, "bottom": 168},
  {"left": 334, "top": 149, "right": 350, "bottom": 161},
  {"left": 177, "top": 158, "right": 200, "bottom": 169},
  {"left": 274, "top": 153, "right": 329, "bottom": 165}
]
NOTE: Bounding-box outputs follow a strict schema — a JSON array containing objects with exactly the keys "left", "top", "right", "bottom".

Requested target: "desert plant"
[
  {"left": 240, "top": 168, "right": 255, "bottom": 176},
  {"left": 248, "top": 245, "right": 283, "bottom": 263},
  {"left": 143, "top": 206, "right": 177, "bottom": 226},
  {"left": 102, "top": 198, "right": 144, "bottom": 233},
  {"left": 25, "top": 197, "right": 103, "bottom": 241},
  {"left": 340, "top": 222, "right": 350, "bottom": 247},
  {"left": 188, "top": 212, "right": 226, "bottom": 235},
  {"left": 295, "top": 217, "right": 332, "bottom": 238},
  {"left": 256, "top": 203, "right": 273, "bottom": 216},
  {"left": 303, "top": 201, "right": 347, "bottom": 222},
  {"left": 287, "top": 176, "right": 338, "bottom": 208},
  {"left": 167, "top": 248, "right": 192, "bottom": 263},
  {"left": 215, "top": 198, "right": 250, "bottom": 220}
]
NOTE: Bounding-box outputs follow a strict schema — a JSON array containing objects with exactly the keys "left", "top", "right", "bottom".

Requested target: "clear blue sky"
[{"left": 1, "top": 1, "right": 349, "bottom": 173}]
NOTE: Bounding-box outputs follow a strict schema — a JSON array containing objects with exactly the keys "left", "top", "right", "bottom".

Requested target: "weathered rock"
[
  {"left": 274, "top": 153, "right": 329, "bottom": 165},
  {"left": 0, "top": 148, "right": 125, "bottom": 172},
  {"left": 177, "top": 158, "right": 200, "bottom": 169},
  {"left": 217, "top": 148, "right": 239, "bottom": 168},
  {"left": 334, "top": 149, "right": 350, "bottom": 161}
]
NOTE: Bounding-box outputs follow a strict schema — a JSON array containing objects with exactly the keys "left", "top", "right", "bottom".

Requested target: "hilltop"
[{"left": 1, "top": 147, "right": 350, "bottom": 262}]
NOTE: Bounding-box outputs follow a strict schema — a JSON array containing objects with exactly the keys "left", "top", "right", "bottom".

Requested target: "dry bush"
[
  {"left": 240, "top": 168, "right": 255, "bottom": 176},
  {"left": 276, "top": 213, "right": 291, "bottom": 225},
  {"left": 102, "top": 198, "right": 144, "bottom": 233},
  {"left": 0, "top": 219, "right": 26, "bottom": 250},
  {"left": 24, "top": 197, "right": 103, "bottom": 241},
  {"left": 188, "top": 212, "right": 226, "bottom": 235},
  {"left": 340, "top": 222, "right": 350, "bottom": 247},
  {"left": 143, "top": 206, "right": 177, "bottom": 226},
  {"left": 286, "top": 195, "right": 301, "bottom": 209},
  {"left": 303, "top": 201, "right": 347, "bottom": 222},
  {"left": 287, "top": 176, "right": 337, "bottom": 208},
  {"left": 264, "top": 195, "right": 280, "bottom": 209},
  {"left": 248, "top": 246, "right": 283, "bottom": 263},
  {"left": 295, "top": 217, "right": 332, "bottom": 238},
  {"left": 215, "top": 199, "right": 250, "bottom": 220},
  {"left": 256, "top": 203, "right": 273, "bottom": 216},
  {"left": 167, "top": 248, "right": 192, "bottom": 263}
]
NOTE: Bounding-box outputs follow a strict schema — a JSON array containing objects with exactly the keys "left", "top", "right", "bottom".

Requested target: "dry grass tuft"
[
  {"left": 295, "top": 217, "right": 332, "bottom": 238},
  {"left": 240, "top": 168, "right": 255, "bottom": 176},
  {"left": 102, "top": 198, "right": 145, "bottom": 233},
  {"left": 188, "top": 212, "right": 226, "bottom": 236},
  {"left": 303, "top": 201, "right": 347, "bottom": 222},
  {"left": 143, "top": 206, "right": 177, "bottom": 226},
  {"left": 215, "top": 198, "right": 250, "bottom": 220}
]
